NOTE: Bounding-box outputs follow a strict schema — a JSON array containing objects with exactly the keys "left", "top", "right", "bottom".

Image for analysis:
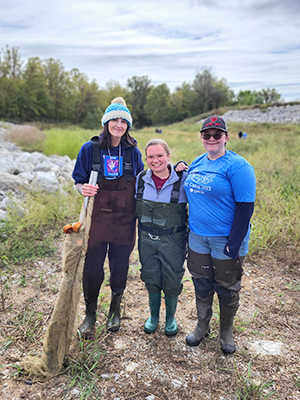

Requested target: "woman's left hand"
[{"left": 174, "top": 162, "right": 188, "bottom": 172}]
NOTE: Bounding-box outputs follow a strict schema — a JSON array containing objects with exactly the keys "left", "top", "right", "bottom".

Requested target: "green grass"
[
  {"left": 0, "top": 182, "right": 82, "bottom": 264},
  {"left": 66, "top": 325, "right": 107, "bottom": 400},
  {"left": 234, "top": 361, "right": 275, "bottom": 399},
  {"left": 3, "top": 119, "right": 300, "bottom": 264},
  {"left": 43, "top": 127, "right": 93, "bottom": 159},
  {"left": 3, "top": 301, "right": 44, "bottom": 344}
]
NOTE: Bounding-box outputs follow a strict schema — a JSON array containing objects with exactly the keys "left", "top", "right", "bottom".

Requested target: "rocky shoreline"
[{"left": 0, "top": 122, "right": 76, "bottom": 220}]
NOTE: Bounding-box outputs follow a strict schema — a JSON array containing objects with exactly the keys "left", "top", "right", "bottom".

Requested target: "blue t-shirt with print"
[{"left": 184, "top": 150, "right": 256, "bottom": 237}]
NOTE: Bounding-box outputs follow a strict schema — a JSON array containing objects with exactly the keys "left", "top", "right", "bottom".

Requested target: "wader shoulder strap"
[
  {"left": 136, "top": 170, "right": 147, "bottom": 199},
  {"left": 136, "top": 170, "right": 183, "bottom": 203},
  {"left": 170, "top": 171, "right": 183, "bottom": 204},
  {"left": 91, "top": 136, "right": 101, "bottom": 183},
  {"left": 90, "top": 136, "right": 133, "bottom": 183},
  {"left": 124, "top": 147, "right": 133, "bottom": 183}
]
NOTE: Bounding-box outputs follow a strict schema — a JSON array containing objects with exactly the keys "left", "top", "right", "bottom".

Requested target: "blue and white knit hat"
[{"left": 101, "top": 97, "right": 132, "bottom": 127}]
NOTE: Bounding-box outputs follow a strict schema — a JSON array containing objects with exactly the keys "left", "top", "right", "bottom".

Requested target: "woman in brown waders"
[{"left": 72, "top": 97, "right": 144, "bottom": 336}]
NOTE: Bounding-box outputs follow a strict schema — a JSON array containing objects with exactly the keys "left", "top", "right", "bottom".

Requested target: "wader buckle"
[{"left": 148, "top": 232, "right": 160, "bottom": 241}]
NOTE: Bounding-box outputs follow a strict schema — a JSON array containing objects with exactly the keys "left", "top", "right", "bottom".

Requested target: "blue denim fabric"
[{"left": 188, "top": 229, "right": 250, "bottom": 260}]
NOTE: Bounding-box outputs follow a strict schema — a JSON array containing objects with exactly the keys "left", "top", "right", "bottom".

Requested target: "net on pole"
[{"left": 22, "top": 197, "right": 94, "bottom": 381}]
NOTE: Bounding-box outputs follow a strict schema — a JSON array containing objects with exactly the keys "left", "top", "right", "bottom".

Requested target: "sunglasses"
[{"left": 201, "top": 131, "right": 224, "bottom": 140}]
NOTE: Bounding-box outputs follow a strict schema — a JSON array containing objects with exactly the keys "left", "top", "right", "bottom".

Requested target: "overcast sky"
[{"left": 1, "top": 0, "right": 300, "bottom": 101}]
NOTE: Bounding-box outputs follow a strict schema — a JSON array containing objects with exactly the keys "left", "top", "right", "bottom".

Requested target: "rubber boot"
[
  {"left": 186, "top": 293, "right": 214, "bottom": 346},
  {"left": 219, "top": 296, "right": 239, "bottom": 354},
  {"left": 165, "top": 296, "right": 178, "bottom": 336},
  {"left": 144, "top": 291, "right": 161, "bottom": 333},
  {"left": 78, "top": 301, "right": 97, "bottom": 339},
  {"left": 106, "top": 292, "right": 123, "bottom": 332}
]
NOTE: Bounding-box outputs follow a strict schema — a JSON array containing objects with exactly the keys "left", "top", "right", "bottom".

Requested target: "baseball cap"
[{"left": 200, "top": 116, "right": 227, "bottom": 132}]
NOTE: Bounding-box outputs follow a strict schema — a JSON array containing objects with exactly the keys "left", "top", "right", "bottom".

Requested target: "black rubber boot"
[
  {"left": 106, "top": 292, "right": 123, "bottom": 332},
  {"left": 186, "top": 293, "right": 213, "bottom": 346},
  {"left": 219, "top": 296, "right": 239, "bottom": 354},
  {"left": 78, "top": 301, "right": 97, "bottom": 339}
]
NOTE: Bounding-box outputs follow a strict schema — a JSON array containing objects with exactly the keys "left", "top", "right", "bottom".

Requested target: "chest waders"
[
  {"left": 136, "top": 171, "right": 187, "bottom": 336},
  {"left": 186, "top": 243, "right": 245, "bottom": 354},
  {"left": 79, "top": 137, "right": 136, "bottom": 337}
]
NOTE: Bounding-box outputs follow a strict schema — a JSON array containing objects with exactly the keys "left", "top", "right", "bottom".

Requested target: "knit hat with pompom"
[{"left": 101, "top": 97, "right": 132, "bottom": 127}]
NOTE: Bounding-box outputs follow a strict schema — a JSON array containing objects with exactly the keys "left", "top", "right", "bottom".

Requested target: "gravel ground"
[{"left": 1, "top": 243, "right": 300, "bottom": 400}]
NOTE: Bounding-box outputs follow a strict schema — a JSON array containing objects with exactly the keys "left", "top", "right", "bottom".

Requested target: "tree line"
[{"left": 0, "top": 45, "right": 282, "bottom": 129}]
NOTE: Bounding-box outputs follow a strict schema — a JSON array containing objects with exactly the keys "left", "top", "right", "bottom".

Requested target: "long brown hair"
[{"left": 99, "top": 123, "right": 137, "bottom": 149}]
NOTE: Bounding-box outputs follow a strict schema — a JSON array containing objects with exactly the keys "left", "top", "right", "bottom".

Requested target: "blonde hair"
[{"left": 145, "top": 138, "right": 170, "bottom": 156}]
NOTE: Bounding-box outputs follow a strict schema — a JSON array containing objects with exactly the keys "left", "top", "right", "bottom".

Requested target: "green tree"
[
  {"left": 43, "top": 58, "right": 69, "bottom": 121},
  {"left": 127, "top": 75, "right": 152, "bottom": 128},
  {"left": 0, "top": 45, "right": 22, "bottom": 79},
  {"left": 99, "top": 80, "right": 127, "bottom": 109},
  {"left": 258, "top": 88, "right": 281, "bottom": 104},
  {"left": 192, "top": 69, "right": 231, "bottom": 114},
  {"left": 68, "top": 68, "right": 101, "bottom": 124},
  {"left": 145, "top": 83, "right": 171, "bottom": 125},
  {"left": 236, "top": 90, "right": 263, "bottom": 106},
  {"left": 169, "top": 82, "right": 198, "bottom": 122},
  {"left": 214, "top": 78, "right": 235, "bottom": 106},
  {"left": 0, "top": 76, "right": 23, "bottom": 120},
  {"left": 0, "top": 46, "right": 23, "bottom": 120},
  {"left": 19, "top": 57, "right": 49, "bottom": 120}
]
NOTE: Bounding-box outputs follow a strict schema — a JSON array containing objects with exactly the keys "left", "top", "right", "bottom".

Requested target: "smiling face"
[
  {"left": 201, "top": 128, "right": 228, "bottom": 160},
  {"left": 146, "top": 144, "right": 170, "bottom": 178},
  {"left": 108, "top": 118, "right": 128, "bottom": 146}
]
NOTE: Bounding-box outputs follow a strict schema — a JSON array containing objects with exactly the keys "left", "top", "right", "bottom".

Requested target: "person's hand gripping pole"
[{"left": 63, "top": 171, "right": 99, "bottom": 234}]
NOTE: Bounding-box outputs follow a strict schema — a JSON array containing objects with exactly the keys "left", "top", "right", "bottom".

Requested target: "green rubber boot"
[
  {"left": 165, "top": 296, "right": 178, "bottom": 336},
  {"left": 144, "top": 291, "right": 161, "bottom": 333}
]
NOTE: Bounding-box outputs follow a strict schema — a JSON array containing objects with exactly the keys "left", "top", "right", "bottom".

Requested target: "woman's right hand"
[{"left": 82, "top": 183, "right": 99, "bottom": 197}]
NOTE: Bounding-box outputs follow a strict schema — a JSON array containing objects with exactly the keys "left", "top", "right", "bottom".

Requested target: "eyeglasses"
[
  {"left": 146, "top": 154, "right": 168, "bottom": 161},
  {"left": 201, "top": 132, "right": 224, "bottom": 141}
]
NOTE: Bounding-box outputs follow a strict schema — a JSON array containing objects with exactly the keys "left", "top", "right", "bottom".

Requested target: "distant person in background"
[
  {"left": 184, "top": 116, "right": 256, "bottom": 354},
  {"left": 238, "top": 131, "right": 243, "bottom": 139},
  {"left": 136, "top": 139, "right": 188, "bottom": 336}
]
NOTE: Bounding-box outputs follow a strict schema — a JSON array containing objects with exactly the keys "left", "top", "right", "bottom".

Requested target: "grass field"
[{"left": 1, "top": 120, "right": 300, "bottom": 264}]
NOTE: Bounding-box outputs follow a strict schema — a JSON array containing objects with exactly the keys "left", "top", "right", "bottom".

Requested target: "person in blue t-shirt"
[
  {"left": 184, "top": 115, "right": 256, "bottom": 354},
  {"left": 72, "top": 97, "right": 144, "bottom": 337}
]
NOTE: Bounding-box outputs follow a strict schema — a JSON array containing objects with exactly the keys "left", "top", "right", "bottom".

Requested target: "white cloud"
[{"left": 0, "top": 0, "right": 299, "bottom": 100}]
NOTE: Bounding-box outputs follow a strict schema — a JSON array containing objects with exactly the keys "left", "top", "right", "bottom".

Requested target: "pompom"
[{"left": 111, "top": 97, "right": 126, "bottom": 106}]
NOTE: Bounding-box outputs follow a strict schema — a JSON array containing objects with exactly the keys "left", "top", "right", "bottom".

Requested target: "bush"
[{"left": 0, "top": 184, "right": 82, "bottom": 264}]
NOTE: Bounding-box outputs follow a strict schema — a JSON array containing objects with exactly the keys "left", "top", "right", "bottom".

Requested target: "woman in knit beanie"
[{"left": 72, "top": 97, "right": 144, "bottom": 337}]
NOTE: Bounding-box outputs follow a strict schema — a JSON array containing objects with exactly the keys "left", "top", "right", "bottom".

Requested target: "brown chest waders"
[{"left": 79, "top": 141, "right": 137, "bottom": 336}]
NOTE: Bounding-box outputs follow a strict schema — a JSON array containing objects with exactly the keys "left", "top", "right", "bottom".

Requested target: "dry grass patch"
[{"left": 4, "top": 126, "right": 46, "bottom": 152}]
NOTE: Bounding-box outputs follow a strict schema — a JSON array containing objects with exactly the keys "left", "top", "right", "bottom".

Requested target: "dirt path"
[{"left": 1, "top": 245, "right": 300, "bottom": 399}]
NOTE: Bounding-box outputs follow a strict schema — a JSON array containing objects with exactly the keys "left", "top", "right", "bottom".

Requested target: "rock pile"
[
  {"left": 0, "top": 123, "right": 76, "bottom": 220},
  {"left": 221, "top": 104, "right": 300, "bottom": 124}
]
